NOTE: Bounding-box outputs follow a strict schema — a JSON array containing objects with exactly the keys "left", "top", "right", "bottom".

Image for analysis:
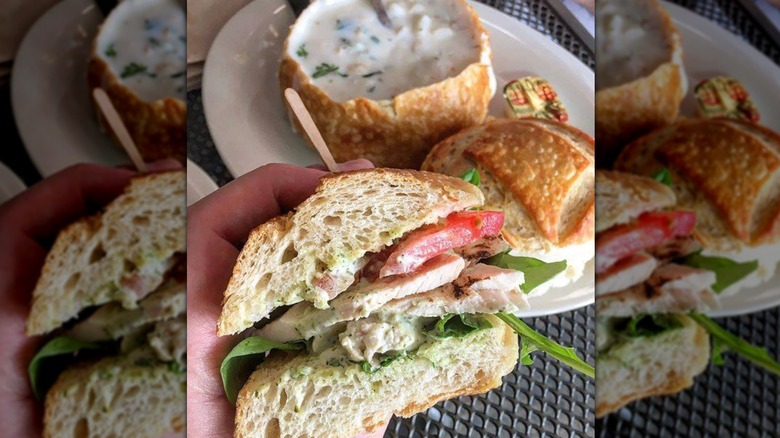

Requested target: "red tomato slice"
[
  {"left": 596, "top": 210, "right": 696, "bottom": 274},
  {"left": 379, "top": 211, "right": 504, "bottom": 277}
]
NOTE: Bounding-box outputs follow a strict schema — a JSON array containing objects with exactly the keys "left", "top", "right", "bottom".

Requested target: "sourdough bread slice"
[
  {"left": 218, "top": 169, "right": 483, "bottom": 335},
  {"left": 43, "top": 347, "right": 186, "bottom": 438},
  {"left": 235, "top": 314, "right": 517, "bottom": 438},
  {"left": 595, "top": 170, "right": 676, "bottom": 233},
  {"left": 27, "top": 170, "right": 185, "bottom": 335},
  {"left": 596, "top": 315, "right": 709, "bottom": 417}
]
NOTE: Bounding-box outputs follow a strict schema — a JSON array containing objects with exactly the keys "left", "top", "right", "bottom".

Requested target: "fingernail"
[
  {"left": 338, "top": 159, "right": 374, "bottom": 171},
  {"left": 145, "top": 159, "right": 183, "bottom": 172}
]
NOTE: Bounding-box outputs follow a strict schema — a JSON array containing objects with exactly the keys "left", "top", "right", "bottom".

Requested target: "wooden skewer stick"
[
  {"left": 284, "top": 88, "right": 340, "bottom": 172},
  {"left": 92, "top": 88, "right": 148, "bottom": 172}
]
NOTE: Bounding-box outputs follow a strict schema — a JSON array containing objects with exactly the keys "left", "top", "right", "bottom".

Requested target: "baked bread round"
[
  {"left": 88, "top": 0, "right": 186, "bottom": 164},
  {"left": 422, "top": 118, "right": 595, "bottom": 286},
  {"left": 279, "top": 0, "right": 494, "bottom": 169},
  {"left": 595, "top": 0, "right": 687, "bottom": 165},
  {"left": 614, "top": 118, "right": 780, "bottom": 292}
]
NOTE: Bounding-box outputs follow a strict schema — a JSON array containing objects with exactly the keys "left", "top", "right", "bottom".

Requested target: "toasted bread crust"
[
  {"left": 88, "top": 50, "right": 186, "bottom": 164},
  {"left": 218, "top": 169, "right": 484, "bottom": 335},
  {"left": 595, "top": 0, "right": 686, "bottom": 165},
  {"left": 234, "top": 315, "right": 517, "bottom": 438},
  {"left": 422, "top": 119, "right": 595, "bottom": 251},
  {"left": 278, "top": 0, "right": 492, "bottom": 169},
  {"left": 595, "top": 170, "right": 676, "bottom": 232},
  {"left": 27, "top": 170, "right": 186, "bottom": 335},
  {"left": 614, "top": 118, "right": 780, "bottom": 247},
  {"left": 595, "top": 319, "right": 709, "bottom": 417}
]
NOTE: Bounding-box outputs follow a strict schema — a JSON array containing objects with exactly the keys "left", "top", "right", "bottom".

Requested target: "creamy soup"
[
  {"left": 596, "top": 0, "right": 673, "bottom": 91},
  {"left": 96, "top": 0, "right": 185, "bottom": 102},
  {"left": 288, "top": 0, "right": 484, "bottom": 102}
]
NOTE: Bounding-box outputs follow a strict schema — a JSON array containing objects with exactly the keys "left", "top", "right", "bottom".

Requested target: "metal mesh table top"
[{"left": 187, "top": 1, "right": 597, "bottom": 437}]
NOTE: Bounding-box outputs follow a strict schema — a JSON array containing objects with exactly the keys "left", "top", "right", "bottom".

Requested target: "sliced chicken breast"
[
  {"left": 383, "top": 264, "right": 529, "bottom": 316},
  {"left": 597, "top": 263, "right": 718, "bottom": 317},
  {"left": 258, "top": 253, "right": 466, "bottom": 342},
  {"left": 453, "top": 235, "right": 510, "bottom": 264},
  {"left": 596, "top": 252, "right": 658, "bottom": 297}
]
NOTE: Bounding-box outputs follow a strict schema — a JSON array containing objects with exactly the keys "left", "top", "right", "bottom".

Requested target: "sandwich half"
[
  {"left": 595, "top": 170, "right": 780, "bottom": 417},
  {"left": 26, "top": 170, "right": 186, "bottom": 437},
  {"left": 218, "top": 169, "right": 592, "bottom": 437},
  {"left": 422, "top": 118, "right": 595, "bottom": 292},
  {"left": 614, "top": 118, "right": 780, "bottom": 295}
]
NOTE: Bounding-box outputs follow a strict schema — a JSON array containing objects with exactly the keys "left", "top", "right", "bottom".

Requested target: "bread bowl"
[
  {"left": 614, "top": 118, "right": 780, "bottom": 294},
  {"left": 595, "top": 0, "right": 687, "bottom": 165},
  {"left": 422, "top": 118, "right": 595, "bottom": 290},
  {"left": 88, "top": 0, "right": 186, "bottom": 164},
  {"left": 279, "top": 0, "right": 494, "bottom": 169}
]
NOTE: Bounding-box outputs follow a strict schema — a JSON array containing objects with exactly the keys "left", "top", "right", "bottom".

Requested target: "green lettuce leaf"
[
  {"left": 220, "top": 336, "right": 303, "bottom": 405},
  {"left": 690, "top": 313, "right": 780, "bottom": 375},
  {"left": 615, "top": 314, "right": 683, "bottom": 338},
  {"left": 680, "top": 251, "right": 758, "bottom": 293},
  {"left": 652, "top": 168, "right": 673, "bottom": 185},
  {"left": 485, "top": 252, "right": 567, "bottom": 293},
  {"left": 28, "top": 336, "right": 104, "bottom": 401},
  {"left": 496, "top": 312, "right": 594, "bottom": 378},
  {"left": 459, "top": 168, "right": 481, "bottom": 186},
  {"left": 424, "top": 313, "right": 493, "bottom": 340}
]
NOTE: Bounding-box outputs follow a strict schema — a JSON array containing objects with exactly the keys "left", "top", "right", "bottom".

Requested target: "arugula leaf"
[
  {"left": 653, "top": 168, "right": 673, "bottom": 185},
  {"left": 615, "top": 314, "right": 683, "bottom": 338},
  {"left": 313, "top": 63, "right": 342, "bottom": 79},
  {"left": 690, "top": 313, "right": 780, "bottom": 375},
  {"left": 28, "top": 336, "right": 104, "bottom": 401},
  {"left": 680, "top": 251, "right": 758, "bottom": 293},
  {"left": 711, "top": 337, "right": 729, "bottom": 366},
  {"left": 519, "top": 339, "right": 538, "bottom": 366},
  {"left": 424, "top": 314, "right": 493, "bottom": 340},
  {"left": 220, "top": 337, "right": 303, "bottom": 404},
  {"left": 459, "top": 168, "right": 481, "bottom": 186},
  {"left": 496, "top": 313, "right": 594, "bottom": 378},
  {"left": 485, "top": 252, "right": 566, "bottom": 293}
]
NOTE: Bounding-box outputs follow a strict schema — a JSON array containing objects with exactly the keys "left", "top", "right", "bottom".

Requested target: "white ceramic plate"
[
  {"left": 203, "top": 0, "right": 595, "bottom": 316},
  {"left": 11, "top": 0, "right": 128, "bottom": 177},
  {"left": 0, "top": 162, "right": 27, "bottom": 204},
  {"left": 665, "top": 2, "right": 780, "bottom": 317},
  {"left": 186, "top": 158, "right": 219, "bottom": 205}
]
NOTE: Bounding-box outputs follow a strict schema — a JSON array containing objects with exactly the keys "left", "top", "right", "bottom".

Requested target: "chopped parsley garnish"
[
  {"left": 370, "top": 35, "right": 381, "bottom": 44},
  {"left": 362, "top": 70, "right": 383, "bottom": 78},
  {"left": 104, "top": 43, "right": 116, "bottom": 58},
  {"left": 336, "top": 19, "right": 348, "bottom": 30},
  {"left": 296, "top": 44, "right": 308, "bottom": 58},
  {"left": 148, "top": 37, "right": 161, "bottom": 47},
  {"left": 313, "top": 63, "right": 346, "bottom": 79},
  {"left": 120, "top": 62, "right": 152, "bottom": 79},
  {"left": 367, "top": 86, "right": 376, "bottom": 93}
]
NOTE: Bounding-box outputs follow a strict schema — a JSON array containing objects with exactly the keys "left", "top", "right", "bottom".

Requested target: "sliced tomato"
[
  {"left": 379, "top": 211, "right": 504, "bottom": 278},
  {"left": 596, "top": 210, "right": 696, "bottom": 274}
]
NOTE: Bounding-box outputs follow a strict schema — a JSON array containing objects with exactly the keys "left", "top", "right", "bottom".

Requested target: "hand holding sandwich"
[
  {"left": 0, "top": 160, "right": 180, "bottom": 436},
  {"left": 186, "top": 160, "right": 374, "bottom": 438}
]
